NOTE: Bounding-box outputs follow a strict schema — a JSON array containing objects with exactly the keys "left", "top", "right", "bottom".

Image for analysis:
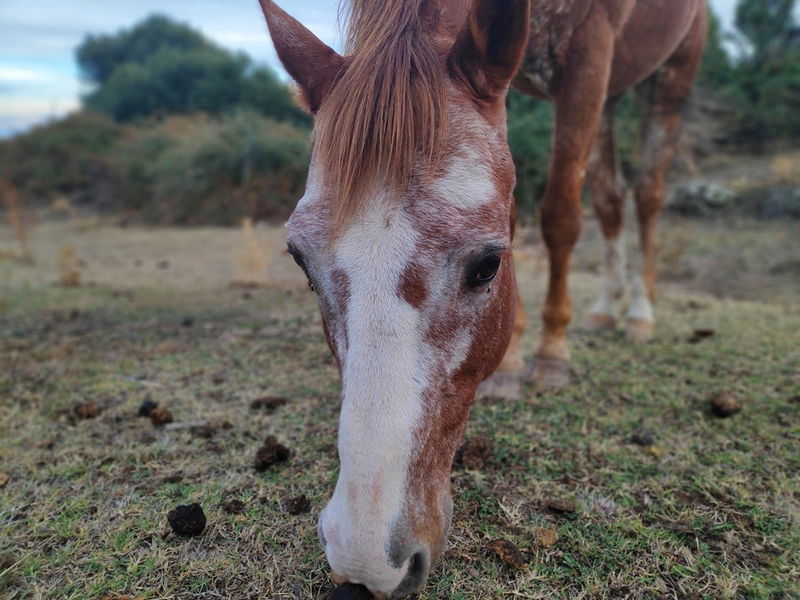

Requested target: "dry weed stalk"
[
  {"left": 0, "top": 180, "right": 32, "bottom": 259},
  {"left": 59, "top": 245, "right": 81, "bottom": 287},
  {"left": 231, "top": 217, "right": 272, "bottom": 288}
]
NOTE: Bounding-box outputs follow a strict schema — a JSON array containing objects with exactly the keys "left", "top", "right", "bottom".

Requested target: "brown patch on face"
[{"left": 398, "top": 261, "right": 430, "bottom": 309}]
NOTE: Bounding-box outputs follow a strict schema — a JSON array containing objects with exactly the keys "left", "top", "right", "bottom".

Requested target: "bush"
[
  {"left": 0, "top": 112, "right": 121, "bottom": 203},
  {"left": 142, "top": 111, "right": 310, "bottom": 224},
  {"left": 0, "top": 110, "right": 310, "bottom": 224}
]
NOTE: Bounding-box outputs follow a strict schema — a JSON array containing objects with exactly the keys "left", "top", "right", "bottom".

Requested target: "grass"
[{"left": 1, "top": 217, "right": 799, "bottom": 599}]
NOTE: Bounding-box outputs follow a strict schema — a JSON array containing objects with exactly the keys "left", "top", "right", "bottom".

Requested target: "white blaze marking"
[
  {"left": 430, "top": 148, "right": 497, "bottom": 210},
  {"left": 320, "top": 196, "right": 427, "bottom": 594}
]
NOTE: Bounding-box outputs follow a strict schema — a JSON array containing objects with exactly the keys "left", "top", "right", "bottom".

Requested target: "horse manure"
[
  {"left": 138, "top": 398, "right": 158, "bottom": 417},
  {"left": 167, "top": 503, "right": 206, "bottom": 537},
  {"left": 0, "top": 472, "right": 9, "bottom": 488},
  {"left": 250, "top": 396, "right": 289, "bottom": 412},
  {"left": 454, "top": 435, "right": 494, "bottom": 470},
  {"left": 181, "top": 317, "right": 194, "bottom": 328},
  {"left": 328, "top": 583, "right": 374, "bottom": 600},
  {"left": 149, "top": 406, "right": 174, "bottom": 426},
  {"left": 629, "top": 429, "right": 655, "bottom": 446},
  {"left": 282, "top": 494, "right": 311, "bottom": 515},
  {"left": 532, "top": 527, "right": 558, "bottom": 548},
  {"left": 74, "top": 400, "right": 101, "bottom": 419},
  {"left": 688, "top": 328, "right": 715, "bottom": 343},
  {"left": 544, "top": 497, "right": 577, "bottom": 514},
  {"left": 486, "top": 538, "right": 527, "bottom": 568},
  {"left": 254, "top": 436, "right": 290, "bottom": 471},
  {"left": 220, "top": 498, "right": 246, "bottom": 515},
  {"left": 710, "top": 392, "right": 742, "bottom": 417}
]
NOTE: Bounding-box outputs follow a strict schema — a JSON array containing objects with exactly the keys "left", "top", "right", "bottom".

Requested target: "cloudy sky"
[{"left": 0, "top": 0, "right": 742, "bottom": 137}]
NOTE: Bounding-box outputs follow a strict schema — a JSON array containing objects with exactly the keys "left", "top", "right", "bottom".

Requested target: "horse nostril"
[
  {"left": 392, "top": 548, "right": 430, "bottom": 597},
  {"left": 329, "top": 582, "right": 374, "bottom": 600}
]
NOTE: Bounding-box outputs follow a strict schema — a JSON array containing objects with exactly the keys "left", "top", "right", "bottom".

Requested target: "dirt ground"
[{"left": 1, "top": 213, "right": 798, "bottom": 599}]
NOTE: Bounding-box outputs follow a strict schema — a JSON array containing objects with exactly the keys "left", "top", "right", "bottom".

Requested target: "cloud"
[{"left": 0, "top": 67, "right": 46, "bottom": 83}]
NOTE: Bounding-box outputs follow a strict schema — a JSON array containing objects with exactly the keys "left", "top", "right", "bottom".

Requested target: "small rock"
[
  {"left": 167, "top": 503, "right": 206, "bottom": 537},
  {"left": 328, "top": 583, "right": 374, "bottom": 600},
  {"left": 710, "top": 392, "right": 742, "bottom": 417},
  {"left": 250, "top": 396, "right": 289, "bottom": 412},
  {"left": 150, "top": 407, "right": 174, "bottom": 426},
  {"left": 544, "top": 497, "right": 577, "bottom": 514},
  {"left": 254, "top": 436, "right": 291, "bottom": 472},
  {"left": 156, "top": 260, "right": 170, "bottom": 270},
  {"left": 454, "top": 435, "right": 494, "bottom": 470},
  {"left": 138, "top": 399, "right": 158, "bottom": 417},
  {"left": 486, "top": 538, "right": 527, "bottom": 568},
  {"left": 220, "top": 499, "right": 246, "bottom": 515},
  {"left": 0, "top": 472, "right": 9, "bottom": 488},
  {"left": 532, "top": 527, "right": 558, "bottom": 548},
  {"left": 283, "top": 494, "right": 311, "bottom": 515},
  {"left": 74, "top": 400, "right": 101, "bottom": 419}
]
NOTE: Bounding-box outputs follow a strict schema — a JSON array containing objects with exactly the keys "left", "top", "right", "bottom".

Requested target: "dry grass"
[{"left": 1, "top": 218, "right": 798, "bottom": 600}]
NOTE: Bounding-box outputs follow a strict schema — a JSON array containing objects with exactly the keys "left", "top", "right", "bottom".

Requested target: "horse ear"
[
  {"left": 447, "top": 0, "right": 530, "bottom": 100},
  {"left": 258, "top": 0, "right": 345, "bottom": 113}
]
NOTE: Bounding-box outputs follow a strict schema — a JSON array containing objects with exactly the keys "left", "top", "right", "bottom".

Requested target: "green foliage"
[
  {"left": 77, "top": 15, "right": 212, "bottom": 85},
  {"left": 77, "top": 15, "right": 308, "bottom": 126},
  {"left": 506, "top": 90, "right": 553, "bottom": 214},
  {"left": 0, "top": 111, "right": 310, "bottom": 224},
  {"left": 141, "top": 110, "right": 310, "bottom": 224},
  {"left": 699, "top": 0, "right": 800, "bottom": 146},
  {"left": 0, "top": 112, "right": 121, "bottom": 199}
]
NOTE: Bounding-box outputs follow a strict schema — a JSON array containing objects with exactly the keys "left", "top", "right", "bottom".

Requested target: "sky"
[{"left": 0, "top": 0, "right": 744, "bottom": 137}]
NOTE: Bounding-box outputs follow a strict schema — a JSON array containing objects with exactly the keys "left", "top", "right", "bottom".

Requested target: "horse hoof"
[
  {"left": 587, "top": 312, "right": 617, "bottom": 332},
  {"left": 526, "top": 358, "right": 571, "bottom": 389},
  {"left": 626, "top": 318, "right": 654, "bottom": 344},
  {"left": 477, "top": 371, "right": 524, "bottom": 401}
]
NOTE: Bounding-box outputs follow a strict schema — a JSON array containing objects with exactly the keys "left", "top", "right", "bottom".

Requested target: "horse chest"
[{"left": 512, "top": 0, "right": 594, "bottom": 98}]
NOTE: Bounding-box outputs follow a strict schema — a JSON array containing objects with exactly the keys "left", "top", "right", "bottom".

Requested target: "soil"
[
  {"left": 220, "top": 499, "right": 246, "bottom": 515},
  {"left": 254, "top": 436, "right": 291, "bottom": 471},
  {"left": 250, "top": 396, "right": 289, "bottom": 412},
  {"left": 167, "top": 503, "right": 206, "bottom": 537},
  {"left": 454, "top": 436, "right": 494, "bottom": 470}
]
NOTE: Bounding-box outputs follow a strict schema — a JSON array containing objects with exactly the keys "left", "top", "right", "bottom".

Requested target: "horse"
[{"left": 257, "top": 0, "right": 707, "bottom": 597}]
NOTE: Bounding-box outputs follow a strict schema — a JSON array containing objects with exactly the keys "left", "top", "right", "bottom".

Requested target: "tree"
[
  {"left": 76, "top": 15, "right": 309, "bottom": 125},
  {"left": 735, "top": 0, "right": 798, "bottom": 66}
]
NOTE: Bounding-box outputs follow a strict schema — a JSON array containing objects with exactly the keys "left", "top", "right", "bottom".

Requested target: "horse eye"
[
  {"left": 287, "top": 245, "right": 316, "bottom": 292},
  {"left": 466, "top": 253, "right": 502, "bottom": 288},
  {"left": 288, "top": 245, "right": 306, "bottom": 271}
]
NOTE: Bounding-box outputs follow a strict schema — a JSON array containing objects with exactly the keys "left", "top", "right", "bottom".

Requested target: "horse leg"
[
  {"left": 627, "top": 10, "right": 707, "bottom": 343},
  {"left": 587, "top": 98, "right": 627, "bottom": 331},
  {"left": 529, "top": 9, "right": 615, "bottom": 387},
  {"left": 477, "top": 286, "right": 527, "bottom": 400}
]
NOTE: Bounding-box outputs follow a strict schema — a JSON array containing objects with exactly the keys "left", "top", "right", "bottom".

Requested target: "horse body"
[{"left": 258, "top": 0, "right": 707, "bottom": 596}]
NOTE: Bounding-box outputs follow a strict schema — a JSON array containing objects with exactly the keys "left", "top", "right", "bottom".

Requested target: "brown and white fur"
[{"left": 258, "top": 0, "right": 706, "bottom": 597}]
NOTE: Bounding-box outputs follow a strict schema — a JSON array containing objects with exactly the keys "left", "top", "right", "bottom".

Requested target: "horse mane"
[{"left": 315, "top": 0, "right": 448, "bottom": 231}]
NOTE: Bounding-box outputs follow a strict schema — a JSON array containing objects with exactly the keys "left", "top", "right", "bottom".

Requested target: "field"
[{"left": 1, "top": 214, "right": 799, "bottom": 600}]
